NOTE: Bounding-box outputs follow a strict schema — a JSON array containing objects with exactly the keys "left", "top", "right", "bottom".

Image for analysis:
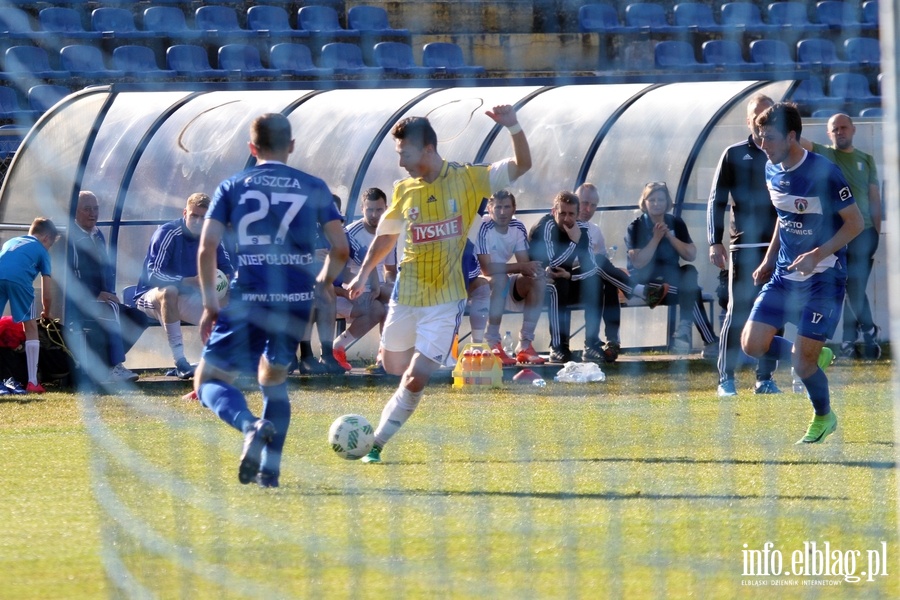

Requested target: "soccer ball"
[
  {"left": 215, "top": 269, "right": 229, "bottom": 300},
  {"left": 328, "top": 414, "right": 375, "bottom": 460}
]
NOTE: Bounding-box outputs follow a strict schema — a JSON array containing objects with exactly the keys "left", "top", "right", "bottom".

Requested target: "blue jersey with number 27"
[{"left": 209, "top": 161, "right": 341, "bottom": 300}]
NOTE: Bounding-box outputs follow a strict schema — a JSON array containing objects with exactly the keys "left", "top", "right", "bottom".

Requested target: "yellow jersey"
[{"left": 385, "top": 159, "right": 509, "bottom": 306}]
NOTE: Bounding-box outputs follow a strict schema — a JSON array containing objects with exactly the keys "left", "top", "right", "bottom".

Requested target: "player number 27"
[{"left": 237, "top": 191, "right": 307, "bottom": 245}]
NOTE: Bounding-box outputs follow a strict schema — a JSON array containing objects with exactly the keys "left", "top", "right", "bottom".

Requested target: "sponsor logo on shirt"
[
  {"left": 408, "top": 207, "right": 420, "bottom": 221},
  {"left": 794, "top": 198, "right": 808, "bottom": 213},
  {"left": 410, "top": 215, "right": 463, "bottom": 244},
  {"left": 427, "top": 195, "right": 437, "bottom": 203}
]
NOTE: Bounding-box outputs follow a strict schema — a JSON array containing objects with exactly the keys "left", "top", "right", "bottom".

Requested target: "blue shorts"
[
  {"left": 0, "top": 280, "right": 36, "bottom": 323},
  {"left": 748, "top": 269, "right": 845, "bottom": 342},
  {"left": 202, "top": 299, "right": 312, "bottom": 373}
]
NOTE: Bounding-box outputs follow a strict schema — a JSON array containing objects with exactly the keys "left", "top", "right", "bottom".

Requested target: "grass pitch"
[{"left": 1, "top": 357, "right": 897, "bottom": 599}]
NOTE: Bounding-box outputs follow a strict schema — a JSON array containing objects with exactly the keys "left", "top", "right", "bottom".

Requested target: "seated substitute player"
[
  {"left": 473, "top": 189, "right": 546, "bottom": 365},
  {"left": 741, "top": 102, "right": 863, "bottom": 444},
  {"left": 194, "top": 113, "right": 349, "bottom": 487},
  {"left": 134, "top": 193, "right": 234, "bottom": 379},
  {"left": 529, "top": 191, "right": 669, "bottom": 363},
  {"left": 347, "top": 104, "right": 531, "bottom": 464},
  {"left": 332, "top": 187, "right": 397, "bottom": 370},
  {"left": 0, "top": 217, "right": 59, "bottom": 394}
]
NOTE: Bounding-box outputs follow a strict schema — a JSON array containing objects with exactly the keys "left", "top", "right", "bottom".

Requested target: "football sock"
[
  {"left": 260, "top": 382, "right": 291, "bottom": 476},
  {"left": 373, "top": 385, "right": 423, "bottom": 448},
  {"left": 485, "top": 324, "right": 501, "bottom": 346},
  {"left": 25, "top": 339, "right": 40, "bottom": 385},
  {"left": 333, "top": 331, "right": 356, "bottom": 351},
  {"left": 198, "top": 380, "right": 254, "bottom": 432},
  {"left": 321, "top": 339, "right": 334, "bottom": 356},
  {"left": 763, "top": 335, "right": 793, "bottom": 361},
  {"left": 469, "top": 285, "right": 490, "bottom": 343},
  {"left": 520, "top": 319, "right": 537, "bottom": 344},
  {"left": 802, "top": 368, "right": 831, "bottom": 416},
  {"left": 164, "top": 321, "right": 186, "bottom": 362},
  {"left": 299, "top": 341, "right": 314, "bottom": 359}
]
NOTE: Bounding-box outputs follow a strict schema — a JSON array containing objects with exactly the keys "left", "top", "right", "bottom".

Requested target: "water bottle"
[
  {"left": 607, "top": 245, "right": 618, "bottom": 262},
  {"left": 532, "top": 378, "right": 546, "bottom": 388},
  {"left": 791, "top": 368, "right": 805, "bottom": 394},
  {"left": 502, "top": 331, "right": 515, "bottom": 356}
]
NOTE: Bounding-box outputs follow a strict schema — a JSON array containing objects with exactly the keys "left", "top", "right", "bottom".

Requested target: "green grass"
[{"left": 1, "top": 358, "right": 897, "bottom": 599}]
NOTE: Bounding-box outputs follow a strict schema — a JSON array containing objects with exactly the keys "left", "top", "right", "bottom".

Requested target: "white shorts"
[
  {"left": 335, "top": 296, "right": 353, "bottom": 320},
  {"left": 503, "top": 274, "right": 526, "bottom": 313},
  {"left": 382, "top": 299, "right": 465, "bottom": 366},
  {"left": 136, "top": 288, "right": 203, "bottom": 324}
]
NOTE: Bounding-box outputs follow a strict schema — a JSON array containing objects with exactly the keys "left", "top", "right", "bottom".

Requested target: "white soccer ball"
[
  {"left": 328, "top": 414, "right": 375, "bottom": 460},
  {"left": 215, "top": 269, "right": 229, "bottom": 300}
]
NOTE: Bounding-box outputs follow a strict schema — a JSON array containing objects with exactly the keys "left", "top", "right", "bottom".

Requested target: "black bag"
[{"left": 37, "top": 318, "right": 76, "bottom": 386}]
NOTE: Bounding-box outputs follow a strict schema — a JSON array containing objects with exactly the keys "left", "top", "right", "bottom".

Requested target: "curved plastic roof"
[{"left": 0, "top": 80, "right": 799, "bottom": 365}]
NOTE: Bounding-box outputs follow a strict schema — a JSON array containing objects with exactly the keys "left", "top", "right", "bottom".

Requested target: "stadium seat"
[
  {"left": 142, "top": 6, "right": 203, "bottom": 41},
  {"left": 347, "top": 6, "right": 410, "bottom": 38},
  {"left": 166, "top": 44, "right": 228, "bottom": 79},
  {"left": 843, "top": 37, "right": 880, "bottom": 67},
  {"left": 195, "top": 5, "right": 256, "bottom": 41},
  {"left": 39, "top": 7, "right": 102, "bottom": 40},
  {"left": 318, "top": 42, "right": 382, "bottom": 76},
  {"left": 653, "top": 41, "right": 704, "bottom": 71},
  {"left": 577, "top": 3, "right": 632, "bottom": 34},
  {"left": 246, "top": 5, "right": 308, "bottom": 41},
  {"left": 60, "top": 44, "right": 125, "bottom": 81},
  {"left": 766, "top": 2, "right": 826, "bottom": 35},
  {"left": 720, "top": 2, "right": 778, "bottom": 34},
  {"left": 112, "top": 45, "right": 176, "bottom": 79},
  {"left": 625, "top": 3, "right": 678, "bottom": 33},
  {"left": 0, "top": 86, "right": 37, "bottom": 122},
  {"left": 297, "top": 6, "right": 361, "bottom": 43},
  {"left": 796, "top": 38, "right": 851, "bottom": 70},
  {"left": 372, "top": 42, "right": 436, "bottom": 77},
  {"left": 269, "top": 43, "right": 332, "bottom": 77},
  {"left": 859, "top": 106, "right": 882, "bottom": 117},
  {"left": 4, "top": 46, "right": 70, "bottom": 80},
  {"left": 27, "top": 84, "right": 70, "bottom": 113},
  {"left": 0, "top": 6, "right": 46, "bottom": 40},
  {"left": 672, "top": 3, "right": 726, "bottom": 33},
  {"left": 790, "top": 77, "right": 843, "bottom": 110},
  {"left": 829, "top": 72, "right": 879, "bottom": 103},
  {"left": 748, "top": 39, "right": 797, "bottom": 68},
  {"left": 862, "top": 1, "right": 878, "bottom": 28},
  {"left": 700, "top": 40, "right": 762, "bottom": 70},
  {"left": 810, "top": 108, "right": 835, "bottom": 118},
  {"left": 422, "top": 42, "right": 486, "bottom": 76},
  {"left": 815, "top": 1, "right": 861, "bottom": 31},
  {"left": 91, "top": 7, "right": 155, "bottom": 40},
  {"left": 218, "top": 44, "right": 282, "bottom": 78}
]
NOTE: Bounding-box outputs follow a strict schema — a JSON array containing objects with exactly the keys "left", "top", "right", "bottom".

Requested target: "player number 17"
[{"left": 237, "top": 191, "right": 308, "bottom": 246}]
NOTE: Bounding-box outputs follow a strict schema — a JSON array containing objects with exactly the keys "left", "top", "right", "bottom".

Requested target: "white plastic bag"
[{"left": 553, "top": 361, "right": 606, "bottom": 383}]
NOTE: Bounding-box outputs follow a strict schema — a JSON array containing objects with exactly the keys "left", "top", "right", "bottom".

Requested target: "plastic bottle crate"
[{"left": 452, "top": 342, "right": 503, "bottom": 389}]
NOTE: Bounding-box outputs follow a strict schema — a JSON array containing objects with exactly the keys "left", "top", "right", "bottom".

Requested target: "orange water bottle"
[{"left": 462, "top": 348, "right": 475, "bottom": 384}]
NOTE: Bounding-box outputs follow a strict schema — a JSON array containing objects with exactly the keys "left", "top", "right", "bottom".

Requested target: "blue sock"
[
  {"left": 260, "top": 382, "right": 291, "bottom": 476},
  {"left": 801, "top": 368, "right": 831, "bottom": 416},
  {"left": 763, "top": 336, "right": 794, "bottom": 361},
  {"left": 198, "top": 380, "right": 255, "bottom": 433}
]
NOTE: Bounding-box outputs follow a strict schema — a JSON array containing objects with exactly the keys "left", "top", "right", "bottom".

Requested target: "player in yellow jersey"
[{"left": 348, "top": 104, "right": 531, "bottom": 463}]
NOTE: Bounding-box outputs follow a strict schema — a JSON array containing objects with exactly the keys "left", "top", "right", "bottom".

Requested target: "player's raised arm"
[
  {"left": 317, "top": 219, "right": 350, "bottom": 286},
  {"left": 485, "top": 104, "right": 531, "bottom": 181}
]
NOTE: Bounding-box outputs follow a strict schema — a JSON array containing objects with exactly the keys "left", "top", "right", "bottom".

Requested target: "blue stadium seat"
[
  {"left": 829, "top": 72, "right": 879, "bottom": 103},
  {"left": 748, "top": 39, "right": 797, "bottom": 68},
  {"left": 4, "top": 46, "right": 70, "bottom": 80},
  {"left": 91, "top": 7, "right": 155, "bottom": 40},
  {"left": 422, "top": 42, "right": 486, "bottom": 76},
  {"left": 766, "top": 2, "right": 826, "bottom": 35},
  {"left": 39, "top": 7, "right": 102, "bottom": 40},
  {"left": 790, "top": 77, "right": 843, "bottom": 109},
  {"left": 247, "top": 5, "right": 308, "bottom": 41},
  {"left": 653, "top": 40, "right": 704, "bottom": 70},
  {"left": 348, "top": 6, "right": 409, "bottom": 38},
  {"left": 372, "top": 42, "right": 435, "bottom": 77},
  {"left": 166, "top": 44, "right": 228, "bottom": 79},
  {"left": 112, "top": 45, "right": 176, "bottom": 79},
  {"left": 27, "top": 84, "right": 70, "bottom": 113},
  {"left": 318, "top": 42, "right": 382, "bottom": 76},
  {"left": 862, "top": 1, "right": 878, "bottom": 28},
  {"left": 59, "top": 44, "right": 125, "bottom": 80},
  {"left": 720, "top": 2, "right": 778, "bottom": 34},
  {"left": 843, "top": 37, "right": 880, "bottom": 67},
  {"left": 672, "top": 3, "right": 726, "bottom": 33},
  {"left": 142, "top": 6, "right": 203, "bottom": 41},
  {"left": 195, "top": 5, "right": 256, "bottom": 41},
  {"left": 0, "top": 6, "right": 46, "bottom": 41},
  {"left": 859, "top": 106, "right": 882, "bottom": 118},
  {"left": 810, "top": 108, "right": 835, "bottom": 118},
  {"left": 815, "top": 1, "right": 861, "bottom": 31},
  {"left": 218, "top": 44, "right": 282, "bottom": 78},
  {"left": 578, "top": 3, "right": 632, "bottom": 34},
  {"left": 269, "top": 43, "right": 332, "bottom": 77},
  {"left": 298, "top": 6, "right": 361, "bottom": 43},
  {"left": 700, "top": 40, "right": 762, "bottom": 69},
  {"left": 796, "top": 38, "right": 851, "bottom": 70},
  {"left": 0, "top": 86, "right": 37, "bottom": 123},
  {"left": 625, "top": 3, "right": 678, "bottom": 33}
]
